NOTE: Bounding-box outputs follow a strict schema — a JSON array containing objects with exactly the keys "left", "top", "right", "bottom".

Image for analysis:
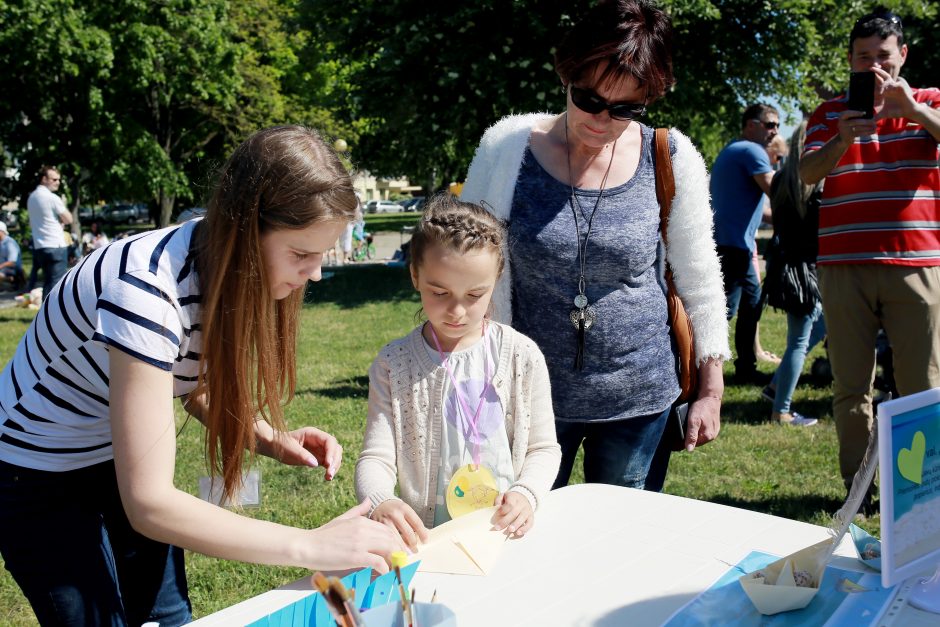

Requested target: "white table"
[{"left": 189, "top": 484, "right": 935, "bottom": 626}]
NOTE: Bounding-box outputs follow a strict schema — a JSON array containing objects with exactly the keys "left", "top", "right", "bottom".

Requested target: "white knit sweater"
[
  {"left": 461, "top": 113, "right": 731, "bottom": 366},
  {"left": 355, "top": 322, "right": 562, "bottom": 528}
]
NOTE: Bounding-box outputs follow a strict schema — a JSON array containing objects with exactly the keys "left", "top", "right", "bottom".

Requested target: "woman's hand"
[
  {"left": 370, "top": 499, "right": 429, "bottom": 552},
  {"left": 308, "top": 501, "right": 408, "bottom": 574},
  {"left": 685, "top": 359, "right": 724, "bottom": 451},
  {"left": 491, "top": 492, "right": 534, "bottom": 538},
  {"left": 257, "top": 425, "right": 343, "bottom": 480}
]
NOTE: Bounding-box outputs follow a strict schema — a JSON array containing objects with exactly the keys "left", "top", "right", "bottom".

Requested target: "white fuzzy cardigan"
[{"left": 461, "top": 113, "right": 731, "bottom": 366}]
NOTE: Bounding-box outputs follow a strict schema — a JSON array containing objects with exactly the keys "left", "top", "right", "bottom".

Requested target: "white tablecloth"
[{"left": 188, "top": 483, "right": 935, "bottom": 626}]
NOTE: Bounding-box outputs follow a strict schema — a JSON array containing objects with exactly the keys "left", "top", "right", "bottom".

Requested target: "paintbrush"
[
  {"left": 311, "top": 572, "right": 360, "bottom": 627},
  {"left": 390, "top": 551, "right": 414, "bottom": 627}
]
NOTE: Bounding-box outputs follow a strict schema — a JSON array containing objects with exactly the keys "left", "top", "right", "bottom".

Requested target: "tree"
[
  {"left": 0, "top": 0, "right": 116, "bottom": 215},
  {"left": 0, "top": 0, "right": 354, "bottom": 227},
  {"left": 305, "top": 0, "right": 937, "bottom": 183}
]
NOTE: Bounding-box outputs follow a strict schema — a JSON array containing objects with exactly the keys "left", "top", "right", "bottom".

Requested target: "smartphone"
[
  {"left": 673, "top": 402, "right": 689, "bottom": 442},
  {"left": 847, "top": 71, "right": 875, "bottom": 119}
]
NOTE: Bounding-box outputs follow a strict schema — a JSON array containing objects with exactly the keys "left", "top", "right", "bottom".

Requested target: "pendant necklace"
[
  {"left": 565, "top": 114, "right": 617, "bottom": 370},
  {"left": 427, "top": 322, "right": 500, "bottom": 518}
]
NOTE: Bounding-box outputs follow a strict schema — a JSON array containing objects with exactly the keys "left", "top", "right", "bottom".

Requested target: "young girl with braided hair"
[{"left": 355, "top": 194, "right": 561, "bottom": 549}]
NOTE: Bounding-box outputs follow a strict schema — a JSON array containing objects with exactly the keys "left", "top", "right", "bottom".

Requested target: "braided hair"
[{"left": 408, "top": 193, "right": 507, "bottom": 280}]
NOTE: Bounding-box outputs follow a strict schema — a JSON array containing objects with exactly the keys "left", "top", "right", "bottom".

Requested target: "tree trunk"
[{"left": 158, "top": 191, "right": 175, "bottom": 228}]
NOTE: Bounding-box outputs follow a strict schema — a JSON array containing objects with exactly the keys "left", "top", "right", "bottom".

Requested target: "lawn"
[{"left": 0, "top": 264, "right": 876, "bottom": 624}]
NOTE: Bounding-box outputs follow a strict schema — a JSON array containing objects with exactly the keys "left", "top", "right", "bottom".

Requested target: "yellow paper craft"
[
  {"left": 409, "top": 506, "right": 508, "bottom": 576},
  {"left": 739, "top": 539, "right": 830, "bottom": 615}
]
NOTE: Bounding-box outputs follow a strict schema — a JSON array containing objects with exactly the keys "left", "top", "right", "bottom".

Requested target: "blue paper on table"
[
  {"left": 662, "top": 551, "right": 896, "bottom": 627},
  {"left": 244, "top": 562, "right": 419, "bottom": 627},
  {"left": 361, "top": 562, "right": 419, "bottom": 609},
  {"left": 849, "top": 524, "right": 882, "bottom": 572},
  {"left": 341, "top": 567, "right": 374, "bottom": 610}
]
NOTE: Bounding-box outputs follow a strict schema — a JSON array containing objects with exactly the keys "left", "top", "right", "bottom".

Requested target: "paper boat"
[
  {"left": 849, "top": 523, "right": 882, "bottom": 571},
  {"left": 407, "top": 506, "right": 508, "bottom": 576},
  {"left": 739, "top": 539, "right": 830, "bottom": 615}
]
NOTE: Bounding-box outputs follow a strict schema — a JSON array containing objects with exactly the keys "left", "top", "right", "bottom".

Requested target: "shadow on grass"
[
  {"left": 297, "top": 375, "right": 370, "bottom": 400},
  {"left": 708, "top": 493, "right": 844, "bottom": 521},
  {"left": 303, "top": 265, "right": 416, "bottom": 309},
  {"left": 0, "top": 314, "right": 34, "bottom": 325},
  {"left": 721, "top": 384, "right": 832, "bottom": 426}
]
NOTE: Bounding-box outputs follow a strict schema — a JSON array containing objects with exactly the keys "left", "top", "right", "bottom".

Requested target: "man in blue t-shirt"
[{"left": 710, "top": 103, "right": 779, "bottom": 383}]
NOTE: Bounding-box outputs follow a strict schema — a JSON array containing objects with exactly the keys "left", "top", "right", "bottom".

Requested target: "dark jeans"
[
  {"left": 30, "top": 246, "right": 69, "bottom": 299},
  {"left": 0, "top": 460, "right": 191, "bottom": 626},
  {"left": 717, "top": 245, "right": 764, "bottom": 377},
  {"left": 552, "top": 407, "right": 673, "bottom": 492}
]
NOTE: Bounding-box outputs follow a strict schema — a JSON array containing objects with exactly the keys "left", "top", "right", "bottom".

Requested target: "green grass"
[
  {"left": 0, "top": 265, "right": 877, "bottom": 624},
  {"left": 363, "top": 212, "right": 421, "bottom": 233}
]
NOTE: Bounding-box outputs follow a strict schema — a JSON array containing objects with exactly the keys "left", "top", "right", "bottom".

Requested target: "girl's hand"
[
  {"left": 309, "top": 501, "right": 408, "bottom": 574},
  {"left": 260, "top": 426, "right": 343, "bottom": 480},
  {"left": 491, "top": 492, "right": 534, "bottom": 538},
  {"left": 370, "top": 500, "right": 429, "bottom": 552}
]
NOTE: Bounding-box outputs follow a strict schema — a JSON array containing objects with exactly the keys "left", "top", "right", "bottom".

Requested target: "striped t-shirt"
[
  {"left": 804, "top": 87, "right": 940, "bottom": 266},
  {"left": 0, "top": 220, "right": 203, "bottom": 471}
]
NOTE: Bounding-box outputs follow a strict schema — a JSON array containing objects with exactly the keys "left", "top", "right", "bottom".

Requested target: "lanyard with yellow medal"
[{"left": 429, "top": 321, "right": 500, "bottom": 519}]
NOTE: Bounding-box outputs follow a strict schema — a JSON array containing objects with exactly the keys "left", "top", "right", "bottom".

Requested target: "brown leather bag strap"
[{"left": 654, "top": 127, "right": 675, "bottom": 248}]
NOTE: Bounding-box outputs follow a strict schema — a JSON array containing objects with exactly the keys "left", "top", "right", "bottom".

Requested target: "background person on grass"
[
  {"left": 26, "top": 165, "right": 73, "bottom": 299},
  {"left": 799, "top": 7, "right": 940, "bottom": 512},
  {"left": 461, "top": 0, "right": 729, "bottom": 493},
  {"left": 356, "top": 195, "right": 561, "bottom": 549},
  {"left": 761, "top": 122, "right": 825, "bottom": 427},
  {"left": 0, "top": 126, "right": 404, "bottom": 626},
  {"left": 710, "top": 103, "right": 779, "bottom": 385}
]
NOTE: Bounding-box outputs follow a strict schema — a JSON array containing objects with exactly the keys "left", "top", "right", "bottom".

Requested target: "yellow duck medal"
[
  {"left": 447, "top": 463, "right": 499, "bottom": 518},
  {"left": 429, "top": 322, "right": 499, "bottom": 519}
]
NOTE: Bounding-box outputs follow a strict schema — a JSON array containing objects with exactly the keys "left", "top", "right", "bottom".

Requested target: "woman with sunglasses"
[{"left": 462, "top": 0, "right": 729, "bottom": 492}]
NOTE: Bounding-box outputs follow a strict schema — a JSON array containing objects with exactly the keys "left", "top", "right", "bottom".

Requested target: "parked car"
[
  {"left": 365, "top": 200, "right": 402, "bottom": 214},
  {"left": 101, "top": 203, "right": 149, "bottom": 225},
  {"left": 400, "top": 196, "right": 426, "bottom": 212}
]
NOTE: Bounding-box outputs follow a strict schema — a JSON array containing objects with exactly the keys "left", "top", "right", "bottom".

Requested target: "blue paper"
[
  {"left": 663, "top": 551, "right": 896, "bottom": 627},
  {"left": 850, "top": 524, "right": 882, "bottom": 572},
  {"left": 341, "top": 568, "right": 373, "bottom": 611},
  {"left": 310, "top": 593, "right": 331, "bottom": 626}
]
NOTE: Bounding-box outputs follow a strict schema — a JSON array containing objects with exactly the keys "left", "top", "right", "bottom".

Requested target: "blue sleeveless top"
[{"left": 508, "top": 124, "right": 679, "bottom": 422}]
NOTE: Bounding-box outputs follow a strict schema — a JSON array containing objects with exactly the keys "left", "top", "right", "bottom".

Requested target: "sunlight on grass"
[{"left": 0, "top": 265, "right": 879, "bottom": 623}]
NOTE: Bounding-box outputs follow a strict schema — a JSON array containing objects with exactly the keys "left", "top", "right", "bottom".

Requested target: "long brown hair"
[
  {"left": 194, "top": 125, "right": 357, "bottom": 500},
  {"left": 770, "top": 121, "right": 815, "bottom": 219}
]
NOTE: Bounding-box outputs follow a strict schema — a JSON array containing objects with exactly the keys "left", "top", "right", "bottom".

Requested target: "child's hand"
[
  {"left": 491, "top": 491, "right": 533, "bottom": 538},
  {"left": 371, "top": 500, "right": 430, "bottom": 551}
]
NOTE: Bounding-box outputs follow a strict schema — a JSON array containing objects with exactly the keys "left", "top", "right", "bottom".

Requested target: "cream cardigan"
[
  {"left": 355, "top": 322, "right": 562, "bottom": 528},
  {"left": 461, "top": 113, "right": 731, "bottom": 366}
]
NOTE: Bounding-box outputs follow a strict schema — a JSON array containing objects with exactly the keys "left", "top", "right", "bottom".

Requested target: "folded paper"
[
  {"left": 849, "top": 523, "right": 882, "bottom": 572},
  {"left": 739, "top": 539, "right": 830, "bottom": 615},
  {"left": 409, "top": 506, "right": 508, "bottom": 575}
]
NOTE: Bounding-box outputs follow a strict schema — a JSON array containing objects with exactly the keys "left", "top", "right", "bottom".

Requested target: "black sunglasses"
[
  {"left": 569, "top": 86, "right": 646, "bottom": 121},
  {"left": 751, "top": 119, "right": 779, "bottom": 130}
]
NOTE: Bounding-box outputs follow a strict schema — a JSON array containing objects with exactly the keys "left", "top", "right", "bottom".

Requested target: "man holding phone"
[{"left": 800, "top": 8, "right": 940, "bottom": 512}]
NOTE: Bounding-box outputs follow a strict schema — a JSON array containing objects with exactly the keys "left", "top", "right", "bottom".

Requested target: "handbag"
[
  {"left": 654, "top": 128, "right": 697, "bottom": 404},
  {"left": 762, "top": 232, "right": 820, "bottom": 317}
]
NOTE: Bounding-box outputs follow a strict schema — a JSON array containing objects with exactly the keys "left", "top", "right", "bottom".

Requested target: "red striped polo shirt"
[{"left": 803, "top": 87, "right": 940, "bottom": 265}]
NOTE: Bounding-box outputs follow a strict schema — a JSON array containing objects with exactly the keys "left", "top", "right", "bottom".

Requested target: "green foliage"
[
  {"left": 0, "top": 0, "right": 353, "bottom": 226},
  {"left": 305, "top": 0, "right": 938, "bottom": 172}
]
